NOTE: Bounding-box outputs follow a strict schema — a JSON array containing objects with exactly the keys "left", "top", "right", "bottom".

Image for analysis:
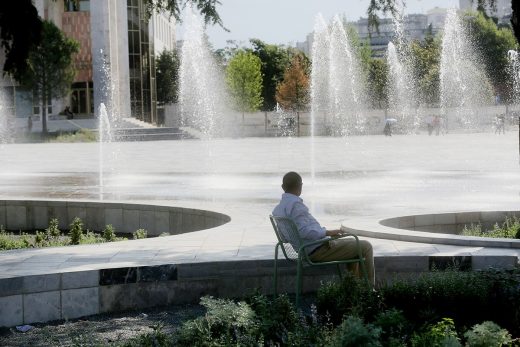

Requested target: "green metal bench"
[{"left": 270, "top": 215, "right": 369, "bottom": 306}]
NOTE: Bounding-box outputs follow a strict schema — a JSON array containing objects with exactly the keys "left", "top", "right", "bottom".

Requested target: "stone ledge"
[
  {"left": 0, "top": 199, "right": 230, "bottom": 237},
  {"left": 343, "top": 210, "right": 520, "bottom": 248},
  {"left": 0, "top": 255, "right": 517, "bottom": 327}
]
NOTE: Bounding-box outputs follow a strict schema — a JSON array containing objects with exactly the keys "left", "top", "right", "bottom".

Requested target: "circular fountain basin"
[
  {"left": 341, "top": 211, "right": 520, "bottom": 248},
  {"left": 0, "top": 200, "right": 230, "bottom": 236}
]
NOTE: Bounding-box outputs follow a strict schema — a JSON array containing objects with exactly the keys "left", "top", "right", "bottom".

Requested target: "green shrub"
[
  {"left": 463, "top": 321, "right": 512, "bottom": 347},
  {"left": 411, "top": 318, "right": 461, "bottom": 347},
  {"left": 69, "top": 217, "right": 84, "bottom": 245},
  {"left": 121, "top": 325, "right": 174, "bottom": 347},
  {"left": 102, "top": 224, "right": 116, "bottom": 242},
  {"left": 0, "top": 231, "right": 30, "bottom": 250},
  {"left": 52, "top": 128, "right": 97, "bottom": 143},
  {"left": 462, "top": 216, "right": 520, "bottom": 239},
  {"left": 176, "top": 296, "right": 259, "bottom": 346},
  {"left": 317, "top": 272, "right": 382, "bottom": 323},
  {"left": 133, "top": 229, "right": 148, "bottom": 239},
  {"left": 381, "top": 269, "right": 520, "bottom": 335},
  {"left": 46, "top": 218, "right": 61, "bottom": 239},
  {"left": 35, "top": 230, "right": 46, "bottom": 246},
  {"left": 373, "top": 309, "right": 410, "bottom": 347},
  {"left": 381, "top": 270, "right": 490, "bottom": 328},
  {"left": 328, "top": 315, "right": 382, "bottom": 347}
]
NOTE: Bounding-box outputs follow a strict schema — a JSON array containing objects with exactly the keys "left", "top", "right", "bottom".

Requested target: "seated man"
[{"left": 272, "top": 171, "right": 375, "bottom": 285}]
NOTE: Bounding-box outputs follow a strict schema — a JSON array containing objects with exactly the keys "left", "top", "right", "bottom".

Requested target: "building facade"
[
  {"left": 295, "top": 10, "right": 448, "bottom": 58},
  {"left": 2, "top": 0, "right": 175, "bottom": 125}
]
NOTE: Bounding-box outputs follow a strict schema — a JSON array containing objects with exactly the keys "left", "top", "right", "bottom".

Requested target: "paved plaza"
[
  {"left": 1, "top": 131, "right": 519, "bottom": 277},
  {"left": 1, "top": 130, "right": 520, "bottom": 325}
]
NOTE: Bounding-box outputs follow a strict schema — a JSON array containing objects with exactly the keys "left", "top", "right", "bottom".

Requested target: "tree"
[
  {"left": 143, "top": 0, "right": 225, "bottom": 29},
  {"left": 463, "top": 11, "right": 518, "bottom": 98},
  {"left": 226, "top": 50, "right": 263, "bottom": 121},
  {"left": 366, "top": 58, "right": 389, "bottom": 108},
  {"left": 0, "top": 1, "right": 222, "bottom": 78},
  {"left": 368, "top": 0, "right": 520, "bottom": 45},
  {"left": 156, "top": 49, "right": 179, "bottom": 104},
  {"left": 20, "top": 21, "right": 79, "bottom": 136},
  {"left": 409, "top": 34, "right": 441, "bottom": 106},
  {"left": 275, "top": 54, "right": 310, "bottom": 112},
  {"left": 0, "top": 1, "right": 42, "bottom": 78},
  {"left": 250, "top": 39, "right": 295, "bottom": 111},
  {"left": 275, "top": 54, "right": 309, "bottom": 136}
]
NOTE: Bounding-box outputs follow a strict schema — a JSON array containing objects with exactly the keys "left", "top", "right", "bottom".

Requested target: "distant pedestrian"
[
  {"left": 427, "top": 115, "right": 434, "bottom": 135},
  {"left": 433, "top": 115, "right": 441, "bottom": 136},
  {"left": 495, "top": 114, "right": 505, "bottom": 134},
  {"left": 384, "top": 118, "right": 395, "bottom": 136},
  {"left": 64, "top": 106, "right": 74, "bottom": 120}
]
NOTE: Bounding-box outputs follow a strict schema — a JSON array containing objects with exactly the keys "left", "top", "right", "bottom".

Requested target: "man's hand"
[{"left": 326, "top": 229, "right": 345, "bottom": 237}]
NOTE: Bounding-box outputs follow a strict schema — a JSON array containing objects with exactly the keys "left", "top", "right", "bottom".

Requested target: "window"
[{"left": 64, "top": 0, "right": 90, "bottom": 12}]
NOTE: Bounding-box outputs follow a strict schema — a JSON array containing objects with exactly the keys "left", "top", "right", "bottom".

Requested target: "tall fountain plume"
[
  {"left": 326, "top": 15, "right": 367, "bottom": 136},
  {"left": 179, "top": 6, "right": 229, "bottom": 139},
  {"left": 0, "top": 87, "right": 14, "bottom": 145},
  {"left": 386, "top": 8, "right": 420, "bottom": 133},
  {"left": 508, "top": 50, "right": 520, "bottom": 103},
  {"left": 310, "top": 14, "right": 331, "bottom": 138},
  {"left": 440, "top": 9, "right": 494, "bottom": 130}
]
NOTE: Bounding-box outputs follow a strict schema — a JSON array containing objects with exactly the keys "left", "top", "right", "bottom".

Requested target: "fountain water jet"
[
  {"left": 440, "top": 9, "right": 494, "bottom": 131},
  {"left": 386, "top": 9, "right": 421, "bottom": 134},
  {"left": 179, "top": 6, "right": 229, "bottom": 139},
  {"left": 98, "top": 103, "right": 112, "bottom": 199}
]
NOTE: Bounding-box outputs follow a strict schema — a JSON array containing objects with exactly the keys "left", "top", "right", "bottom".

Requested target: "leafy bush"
[
  {"left": 410, "top": 318, "right": 461, "bottom": 347},
  {"left": 46, "top": 218, "right": 61, "bottom": 239},
  {"left": 0, "top": 230, "right": 30, "bottom": 250},
  {"left": 317, "top": 271, "right": 382, "bottom": 324},
  {"left": 373, "top": 309, "right": 410, "bottom": 347},
  {"left": 52, "top": 128, "right": 97, "bottom": 143},
  {"left": 176, "top": 296, "right": 259, "bottom": 346},
  {"left": 464, "top": 321, "right": 513, "bottom": 347},
  {"left": 462, "top": 216, "right": 520, "bottom": 239},
  {"left": 381, "top": 269, "right": 520, "bottom": 336},
  {"left": 381, "top": 270, "right": 490, "bottom": 328},
  {"left": 102, "top": 224, "right": 117, "bottom": 242},
  {"left": 133, "top": 228, "right": 148, "bottom": 239},
  {"left": 69, "top": 217, "right": 84, "bottom": 245},
  {"left": 328, "top": 315, "right": 382, "bottom": 347}
]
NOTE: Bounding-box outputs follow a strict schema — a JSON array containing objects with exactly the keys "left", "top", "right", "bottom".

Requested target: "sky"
[{"left": 177, "top": 0, "right": 460, "bottom": 49}]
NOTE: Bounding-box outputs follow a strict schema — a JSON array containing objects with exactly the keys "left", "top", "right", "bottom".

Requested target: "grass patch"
[{"left": 50, "top": 128, "right": 97, "bottom": 143}]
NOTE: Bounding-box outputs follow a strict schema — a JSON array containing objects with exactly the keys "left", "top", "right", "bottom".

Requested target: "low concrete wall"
[
  {"left": 380, "top": 211, "right": 520, "bottom": 235},
  {"left": 343, "top": 211, "right": 520, "bottom": 249},
  {"left": 0, "top": 200, "right": 231, "bottom": 236},
  {"left": 1, "top": 255, "right": 517, "bottom": 327}
]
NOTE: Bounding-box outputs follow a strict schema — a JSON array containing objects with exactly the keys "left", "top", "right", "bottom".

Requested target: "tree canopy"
[
  {"left": 250, "top": 39, "right": 295, "bottom": 111},
  {"left": 409, "top": 34, "right": 441, "bottom": 106},
  {"left": 368, "top": 0, "right": 520, "bottom": 44},
  {"left": 0, "top": 1, "right": 42, "bottom": 78},
  {"left": 156, "top": 49, "right": 179, "bottom": 104},
  {"left": 275, "top": 54, "right": 310, "bottom": 112},
  {"left": 463, "top": 11, "right": 518, "bottom": 97},
  {"left": 226, "top": 50, "right": 263, "bottom": 116},
  {"left": 143, "top": 0, "right": 225, "bottom": 29},
  {"left": 20, "top": 21, "right": 79, "bottom": 135}
]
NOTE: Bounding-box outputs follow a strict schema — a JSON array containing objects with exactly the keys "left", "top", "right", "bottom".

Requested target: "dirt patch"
[{"left": 0, "top": 304, "right": 204, "bottom": 347}]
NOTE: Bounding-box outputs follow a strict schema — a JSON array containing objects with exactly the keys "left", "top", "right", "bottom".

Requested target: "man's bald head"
[{"left": 282, "top": 171, "right": 302, "bottom": 194}]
